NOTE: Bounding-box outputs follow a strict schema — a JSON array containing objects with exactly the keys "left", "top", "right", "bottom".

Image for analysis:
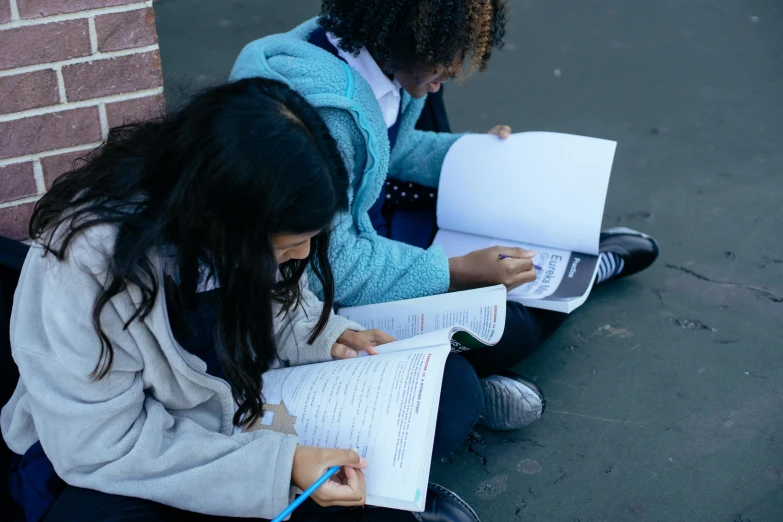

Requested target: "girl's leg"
[
  {"left": 455, "top": 304, "right": 566, "bottom": 431},
  {"left": 292, "top": 502, "right": 418, "bottom": 522},
  {"left": 45, "top": 485, "right": 420, "bottom": 522},
  {"left": 432, "top": 354, "right": 484, "bottom": 459},
  {"left": 460, "top": 303, "right": 567, "bottom": 378},
  {"left": 45, "top": 485, "right": 183, "bottom": 522}
]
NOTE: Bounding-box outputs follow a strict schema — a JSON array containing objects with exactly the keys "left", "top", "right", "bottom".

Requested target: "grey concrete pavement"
[{"left": 155, "top": 1, "right": 783, "bottom": 520}]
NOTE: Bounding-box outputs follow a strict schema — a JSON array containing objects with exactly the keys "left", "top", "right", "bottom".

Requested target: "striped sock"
[{"left": 596, "top": 252, "right": 625, "bottom": 284}]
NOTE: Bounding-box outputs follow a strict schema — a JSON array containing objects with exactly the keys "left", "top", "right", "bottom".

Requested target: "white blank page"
[{"left": 437, "top": 132, "right": 616, "bottom": 255}]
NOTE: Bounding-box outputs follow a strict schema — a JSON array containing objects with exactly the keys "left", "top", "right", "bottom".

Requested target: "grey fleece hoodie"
[{"left": 0, "top": 224, "right": 362, "bottom": 518}]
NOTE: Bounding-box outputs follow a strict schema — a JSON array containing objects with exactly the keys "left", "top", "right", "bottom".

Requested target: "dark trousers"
[
  {"left": 45, "top": 486, "right": 415, "bottom": 522},
  {"left": 44, "top": 354, "right": 479, "bottom": 522}
]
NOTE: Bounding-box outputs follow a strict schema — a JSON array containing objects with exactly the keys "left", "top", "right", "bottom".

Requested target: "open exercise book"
[
  {"left": 434, "top": 131, "right": 617, "bottom": 313},
  {"left": 247, "top": 286, "right": 506, "bottom": 512}
]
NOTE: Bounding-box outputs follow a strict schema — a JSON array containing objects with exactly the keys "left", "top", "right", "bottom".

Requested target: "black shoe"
[
  {"left": 411, "top": 483, "right": 481, "bottom": 522},
  {"left": 477, "top": 372, "right": 545, "bottom": 431},
  {"left": 599, "top": 227, "right": 660, "bottom": 279}
]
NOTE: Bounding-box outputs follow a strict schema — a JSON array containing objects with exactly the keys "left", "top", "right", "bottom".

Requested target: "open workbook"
[
  {"left": 247, "top": 286, "right": 506, "bottom": 512},
  {"left": 434, "top": 131, "right": 617, "bottom": 313}
]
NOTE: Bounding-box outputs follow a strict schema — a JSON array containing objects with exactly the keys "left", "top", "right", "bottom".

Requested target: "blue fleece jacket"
[{"left": 230, "top": 19, "right": 461, "bottom": 307}]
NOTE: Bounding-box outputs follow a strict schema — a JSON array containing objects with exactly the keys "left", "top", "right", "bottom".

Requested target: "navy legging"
[{"left": 45, "top": 487, "right": 410, "bottom": 521}]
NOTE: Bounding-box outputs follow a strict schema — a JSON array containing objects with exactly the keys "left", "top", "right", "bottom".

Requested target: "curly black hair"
[{"left": 319, "top": 0, "right": 508, "bottom": 77}]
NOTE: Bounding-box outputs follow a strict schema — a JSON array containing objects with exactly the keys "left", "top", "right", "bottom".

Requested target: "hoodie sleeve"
[
  {"left": 274, "top": 277, "right": 365, "bottom": 366},
  {"left": 4, "top": 243, "right": 299, "bottom": 519},
  {"left": 386, "top": 94, "right": 463, "bottom": 188},
  {"left": 321, "top": 211, "right": 452, "bottom": 307},
  {"left": 388, "top": 128, "right": 462, "bottom": 188},
  {"left": 315, "top": 107, "right": 452, "bottom": 307}
]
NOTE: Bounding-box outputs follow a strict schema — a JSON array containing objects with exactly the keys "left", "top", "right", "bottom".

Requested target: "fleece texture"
[
  {"left": 0, "top": 224, "right": 362, "bottom": 519},
  {"left": 231, "top": 18, "right": 462, "bottom": 307}
]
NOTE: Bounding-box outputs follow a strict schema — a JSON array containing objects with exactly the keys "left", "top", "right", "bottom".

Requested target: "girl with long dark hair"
[{"left": 1, "top": 78, "right": 485, "bottom": 522}]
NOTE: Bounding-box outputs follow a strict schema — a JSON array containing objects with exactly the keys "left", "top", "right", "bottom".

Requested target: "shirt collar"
[{"left": 326, "top": 32, "right": 401, "bottom": 103}]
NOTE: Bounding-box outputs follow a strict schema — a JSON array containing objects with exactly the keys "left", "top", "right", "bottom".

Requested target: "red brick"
[
  {"left": 41, "top": 149, "right": 92, "bottom": 189},
  {"left": 18, "top": 0, "right": 140, "bottom": 19},
  {"left": 0, "top": 20, "right": 91, "bottom": 70},
  {"left": 0, "top": 162, "right": 37, "bottom": 203},
  {"left": 0, "top": 70, "right": 59, "bottom": 115},
  {"left": 0, "top": 1, "right": 12, "bottom": 24},
  {"left": 0, "top": 107, "right": 101, "bottom": 160},
  {"left": 106, "top": 94, "right": 164, "bottom": 128},
  {"left": 62, "top": 51, "right": 163, "bottom": 102},
  {"left": 0, "top": 202, "right": 35, "bottom": 241},
  {"left": 96, "top": 8, "right": 158, "bottom": 52}
]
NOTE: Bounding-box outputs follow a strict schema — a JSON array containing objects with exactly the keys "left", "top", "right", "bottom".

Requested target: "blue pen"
[
  {"left": 272, "top": 465, "right": 340, "bottom": 522},
  {"left": 498, "top": 253, "right": 542, "bottom": 270},
  {"left": 272, "top": 449, "right": 360, "bottom": 522}
]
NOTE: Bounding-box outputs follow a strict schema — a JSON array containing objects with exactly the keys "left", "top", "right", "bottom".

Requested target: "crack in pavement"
[
  {"left": 549, "top": 409, "right": 648, "bottom": 425},
  {"left": 552, "top": 465, "right": 567, "bottom": 485},
  {"left": 669, "top": 317, "right": 717, "bottom": 332},
  {"left": 502, "top": 437, "right": 545, "bottom": 448},
  {"left": 466, "top": 433, "right": 489, "bottom": 473},
  {"left": 665, "top": 264, "right": 783, "bottom": 303}
]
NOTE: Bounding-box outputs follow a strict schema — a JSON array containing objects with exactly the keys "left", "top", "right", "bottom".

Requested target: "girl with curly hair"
[{"left": 232, "top": 0, "right": 658, "bottom": 460}]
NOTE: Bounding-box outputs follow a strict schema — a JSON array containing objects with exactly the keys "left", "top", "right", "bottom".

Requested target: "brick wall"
[{"left": 0, "top": 0, "right": 165, "bottom": 240}]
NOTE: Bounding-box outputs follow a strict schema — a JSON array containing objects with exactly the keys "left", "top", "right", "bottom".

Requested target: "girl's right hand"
[
  {"left": 291, "top": 446, "right": 368, "bottom": 507},
  {"left": 332, "top": 329, "right": 396, "bottom": 358},
  {"left": 448, "top": 246, "right": 537, "bottom": 292}
]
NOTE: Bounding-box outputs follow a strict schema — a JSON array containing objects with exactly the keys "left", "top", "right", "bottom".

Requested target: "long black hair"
[
  {"left": 30, "top": 78, "right": 350, "bottom": 428},
  {"left": 319, "top": 0, "right": 508, "bottom": 76}
]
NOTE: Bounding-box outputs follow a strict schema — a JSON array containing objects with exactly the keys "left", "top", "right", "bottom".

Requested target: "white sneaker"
[{"left": 478, "top": 372, "right": 545, "bottom": 430}]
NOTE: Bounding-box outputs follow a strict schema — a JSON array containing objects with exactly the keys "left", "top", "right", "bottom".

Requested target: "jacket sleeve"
[
  {"left": 274, "top": 277, "right": 365, "bottom": 366},
  {"left": 6, "top": 248, "right": 299, "bottom": 519},
  {"left": 321, "top": 212, "right": 451, "bottom": 307},
  {"left": 313, "top": 109, "right": 452, "bottom": 307},
  {"left": 387, "top": 93, "right": 463, "bottom": 188}
]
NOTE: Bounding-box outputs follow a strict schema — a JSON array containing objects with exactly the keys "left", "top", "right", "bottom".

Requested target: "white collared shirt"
[{"left": 326, "top": 33, "right": 402, "bottom": 129}]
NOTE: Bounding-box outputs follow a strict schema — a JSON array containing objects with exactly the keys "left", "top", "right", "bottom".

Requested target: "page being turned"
[{"left": 338, "top": 286, "right": 506, "bottom": 343}]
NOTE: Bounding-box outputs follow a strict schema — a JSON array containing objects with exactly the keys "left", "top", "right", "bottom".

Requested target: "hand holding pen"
[
  {"left": 499, "top": 253, "right": 542, "bottom": 271},
  {"left": 448, "top": 246, "right": 538, "bottom": 292},
  {"left": 284, "top": 446, "right": 368, "bottom": 517}
]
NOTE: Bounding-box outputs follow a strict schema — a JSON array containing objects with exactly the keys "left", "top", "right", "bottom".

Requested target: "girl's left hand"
[
  {"left": 488, "top": 125, "right": 512, "bottom": 139},
  {"left": 332, "top": 330, "right": 395, "bottom": 358}
]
